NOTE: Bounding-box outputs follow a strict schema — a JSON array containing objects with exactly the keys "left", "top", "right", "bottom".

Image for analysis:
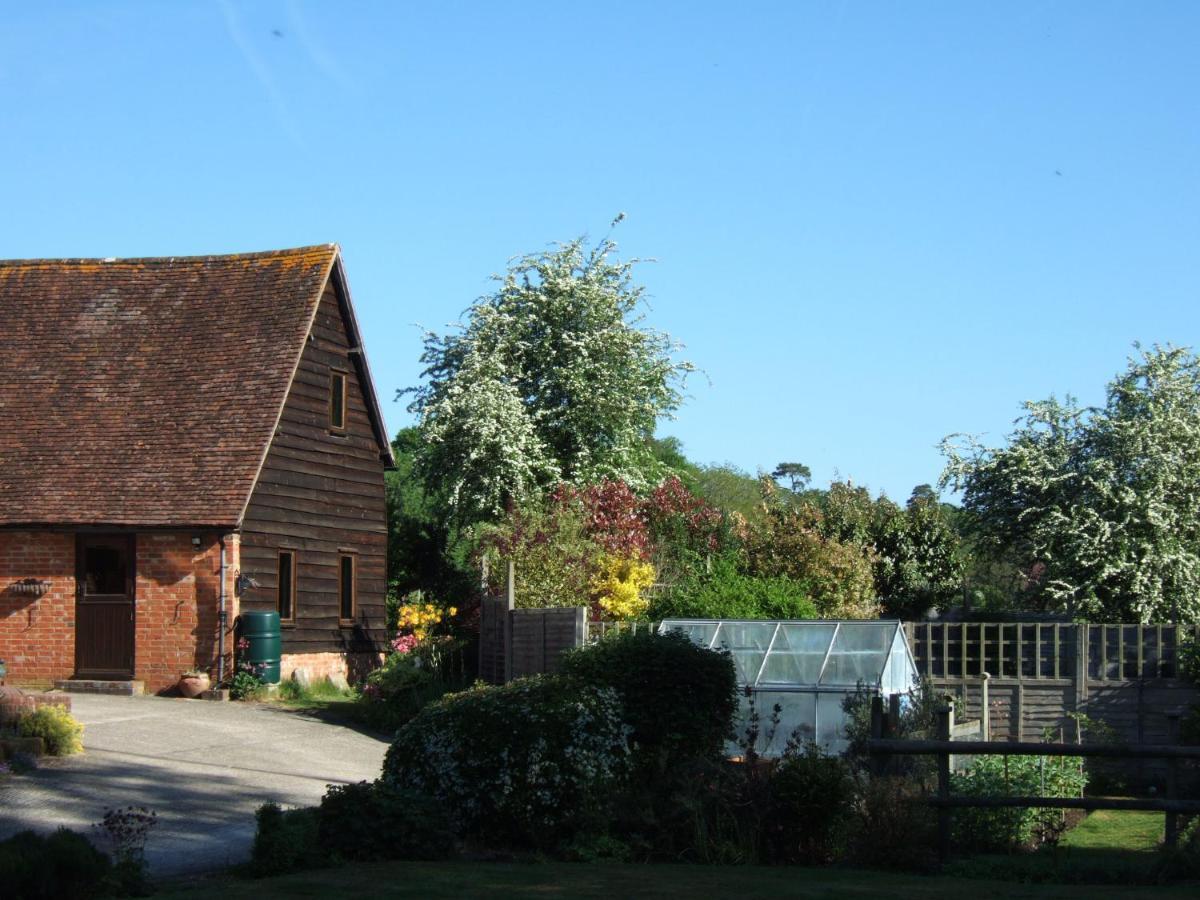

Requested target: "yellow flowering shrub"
[
  {"left": 591, "top": 554, "right": 655, "bottom": 621},
  {"left": 396, "top": 600, "right": 457, "bottom": 642}
]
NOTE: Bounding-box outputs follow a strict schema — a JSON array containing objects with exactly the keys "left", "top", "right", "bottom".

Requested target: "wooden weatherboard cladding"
[{"left": 239, "top": 280, "right": 387, "bottom": 655}]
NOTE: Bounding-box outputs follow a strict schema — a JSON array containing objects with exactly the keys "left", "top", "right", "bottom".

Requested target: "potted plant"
[{"left": 177, "top": 670, "right": 211, "bottom": 699}]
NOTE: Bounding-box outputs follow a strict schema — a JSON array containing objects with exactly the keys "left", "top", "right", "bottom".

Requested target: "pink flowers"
[{"left": 391, "top": 634, "right": 419, "bottom": 655}]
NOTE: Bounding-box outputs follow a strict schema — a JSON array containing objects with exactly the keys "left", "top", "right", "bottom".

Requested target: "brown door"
[{"left": 75, "top": 534, "right": 135, "bottom": 679}]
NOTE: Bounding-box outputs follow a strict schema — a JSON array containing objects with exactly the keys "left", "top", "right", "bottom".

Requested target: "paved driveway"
[{"left": 0, "top": 693, "right": 389, "bottom": 876}]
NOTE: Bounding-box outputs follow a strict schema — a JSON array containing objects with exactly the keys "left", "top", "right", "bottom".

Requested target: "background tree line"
[{"left": 388, "top": 230, "right": 1200, "bottom": 624}]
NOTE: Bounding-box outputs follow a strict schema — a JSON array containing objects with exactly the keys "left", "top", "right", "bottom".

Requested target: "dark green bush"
[
  {"left": 0, "top": 828, "right": 111, "bottom": 900},
  {"left": 382, "top": 676, "right": 630, "bottom": 848},
  {"left": 649, "top": 556, "right": 817, "bottom": 621},
  {"left": 849, "top": 775, "right": 938, "bottom": 871},
  {"left": 250, "top": 803, "right": 320, "bottom": 877},
  {"left": 1158, "top": 816, "right": 1200, "bottom": 882},
  {"left": 768, "top": 742, "right": 857, "bottom": 864},
  {"left": 1177, "top": 635, "right": 1200, "bottom": 684},
  {"left": 317, "top": 780, "right": 455, "bottom": 862},
  {"left": 560, "top": 628, "right": 738, "bottom": 765}
]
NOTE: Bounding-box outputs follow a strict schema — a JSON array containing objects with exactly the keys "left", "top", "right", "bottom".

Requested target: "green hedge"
[{"left": 560, "top": 629, "right": 738, "bottom": 765}]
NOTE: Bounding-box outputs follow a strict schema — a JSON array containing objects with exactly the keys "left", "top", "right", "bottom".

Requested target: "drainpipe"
[{"left": 218, "top": 534, "right": 228, "bottom": 684}]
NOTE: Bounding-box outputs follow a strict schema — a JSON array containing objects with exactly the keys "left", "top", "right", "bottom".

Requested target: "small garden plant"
[
  {"left": 17, "top": 705, "right": 84, "bottom": 756},
  {"left": 93, "top": 806, "right": 158, "bottom": 895}
]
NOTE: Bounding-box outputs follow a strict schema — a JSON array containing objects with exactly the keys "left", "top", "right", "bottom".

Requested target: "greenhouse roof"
[{"left": 660, "top": 619, "right": 918, "bottom": 693}]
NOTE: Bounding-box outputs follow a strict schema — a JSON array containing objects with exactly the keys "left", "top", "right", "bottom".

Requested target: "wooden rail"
[
  {"left": 869, "top": 737, "right": 1200, "bottom": 760},
  {"left": 867, "top": 698, "right": 1193, "bottom": 857}
]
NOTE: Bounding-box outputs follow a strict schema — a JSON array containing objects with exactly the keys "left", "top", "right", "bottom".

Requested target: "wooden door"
[{"left": 75, "top": 534, "right": 135, "bottom": 679}]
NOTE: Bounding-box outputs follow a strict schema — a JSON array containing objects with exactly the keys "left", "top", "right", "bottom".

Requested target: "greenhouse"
[{"left": 660, "top": 619, "right": 920, "bottom": 756}]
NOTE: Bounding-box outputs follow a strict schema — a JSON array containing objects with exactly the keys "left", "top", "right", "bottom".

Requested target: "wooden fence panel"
[
  {"left": 480, "top": 606, "right": 588, "bottom": 683},
  {"left": 477, "top": 596, "right": 511, "bottom": 685}
]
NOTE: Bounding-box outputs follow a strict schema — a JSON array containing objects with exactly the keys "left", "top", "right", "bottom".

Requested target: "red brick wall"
[
  {"left": 280, "top": 649, "right": 383, "bottom": 685},
  {"left": 0, "top": 532, "right": 76, "bottom": 687},
  {"left": 0, "top": 531, "right": 240, "bottom": 693},
  {"left": 134, "top": 533, "right": 239, "bottom": 693}
]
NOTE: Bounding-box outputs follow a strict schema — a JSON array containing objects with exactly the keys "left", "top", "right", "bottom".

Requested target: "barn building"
[{"left": 0, "top": 245, "right": 394, "bottom": 693}]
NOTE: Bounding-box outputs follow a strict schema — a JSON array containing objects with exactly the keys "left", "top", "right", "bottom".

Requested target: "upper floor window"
[{"left": 329, "top": 370, "right": 347, "bottom": 432}]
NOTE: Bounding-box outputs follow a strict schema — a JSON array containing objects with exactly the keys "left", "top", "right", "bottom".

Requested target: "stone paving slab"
[{"left": 0, "top": 693, "right": 389, "bottom": 876}]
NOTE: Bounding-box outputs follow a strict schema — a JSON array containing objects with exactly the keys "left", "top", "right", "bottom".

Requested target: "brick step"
[{"left": 53, "top": 679, "right": 144, "bottom": 696}]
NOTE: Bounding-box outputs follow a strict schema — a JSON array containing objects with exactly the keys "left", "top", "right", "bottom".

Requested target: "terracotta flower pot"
[{"left": 178, "top": 674, "right": 211, "bottom": 699}]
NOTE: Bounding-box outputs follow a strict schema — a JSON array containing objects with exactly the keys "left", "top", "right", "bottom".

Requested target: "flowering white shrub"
[{"left": 381, "top": 675, "right": 631, "bottom": 847}]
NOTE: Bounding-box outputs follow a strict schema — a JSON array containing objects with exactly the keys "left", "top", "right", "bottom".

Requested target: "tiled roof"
[{"left": 0, "top": 245, "right": 339, "bottom": 526}]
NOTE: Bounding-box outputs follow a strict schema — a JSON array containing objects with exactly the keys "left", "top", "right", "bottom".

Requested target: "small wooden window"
[
  {"left": 278, "top": 551, "right": 296, "bottom": 622},
  {"left": 329, "top": 370, "right": 347, "bottom": 432},
  {"left": 338, "top": 554, "right": 356, "bottom": 623}
]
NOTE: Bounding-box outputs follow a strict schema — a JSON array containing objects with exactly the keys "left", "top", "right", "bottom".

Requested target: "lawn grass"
[
  {"left": 1062, "top": 809, "right": 1164, "bottom": 852},
  {"left": 943, "top": 809, "right": 1173, "bottom": 886},
  {"left": 158, "top": 860, "right": 1198, "bottom": 899},
  {"left": 272, "top": 679, "right": 359, "bottom": 709}
]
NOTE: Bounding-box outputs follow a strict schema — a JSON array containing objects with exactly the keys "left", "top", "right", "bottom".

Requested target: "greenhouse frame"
[{"left": 660, "top": 619, "right": 920, "bottom": 756}]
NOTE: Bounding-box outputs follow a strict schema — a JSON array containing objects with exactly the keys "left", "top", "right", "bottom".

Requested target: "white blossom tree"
[
  {"left": 405, "top": 235, "right": 692, "bottom": 522},
  {"left": 941, "top": 345, "right": 1200, "bottom": 622}
]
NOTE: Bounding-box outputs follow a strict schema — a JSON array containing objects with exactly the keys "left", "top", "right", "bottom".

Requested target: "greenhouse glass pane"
[
  {"left": 820, "top": 623, "right": 893, "bottom": 686},
  {"left": 670, "top": 622, "right": 719, "bottom": 647},
  {"left": 731, "top": 650, "right": 767, "bottom": 682},
  {"left": 890, "top": 628, "right": 916, "bottom": 693},
  {"left": 732, "top": 690, "right": 815, "bottom": 756},
  {"left": 759, "top": 623, "right": 836, "bottom": 684},
  {"left": 816, "top": 692, "right": 850, "bottom": 754},
  {"left": 714, "top": 622, "right": 777, "bottom": 651}
]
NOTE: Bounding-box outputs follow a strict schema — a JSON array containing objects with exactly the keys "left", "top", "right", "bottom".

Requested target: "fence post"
[
  {"left": 501, "top": 562, "right": 516, "bottom": 683},
  {"left": 1166, "top": 712, "right": 1181, "bottom": 847},
  {"left": 981, "top": 671, "right": 991, "bottom": 741},
  {"left": 572, "top": 606, "right": 587, "bottom": 653},
  {"left": 1074, "top": 623, "right": 1089, "bottom": 713},
  {"left": 937, "top": 704, "right": 952, "bottom": 860},
  {"left": 870, "top": 695, "right": 885, "bottom": 776}
]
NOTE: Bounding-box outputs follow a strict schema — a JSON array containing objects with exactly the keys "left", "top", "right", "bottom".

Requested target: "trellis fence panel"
[{"left": 905, "top": 623, "right": 1200, "bottom": 750}]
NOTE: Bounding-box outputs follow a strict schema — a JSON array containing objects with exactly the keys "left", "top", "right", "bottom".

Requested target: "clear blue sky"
[{"left": 3, "top": 2, "right": 1197, "bottom": 500}]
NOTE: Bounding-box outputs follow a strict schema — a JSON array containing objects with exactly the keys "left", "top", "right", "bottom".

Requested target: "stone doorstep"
[{"left": 53, "top": 679, "right": 145, "bottom": 696}]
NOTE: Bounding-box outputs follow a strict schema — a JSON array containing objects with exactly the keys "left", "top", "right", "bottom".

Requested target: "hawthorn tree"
[
  {"left": 941, "top": 345, "right": 1200, "bottom": 623},
  {"left": 405, "top": 235, "right": 692, "bottom": 523}
]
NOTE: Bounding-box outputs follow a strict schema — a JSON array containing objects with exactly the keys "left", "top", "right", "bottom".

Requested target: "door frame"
[{"left": 74, "top": 533, "right": 136, "bottom": 680}]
